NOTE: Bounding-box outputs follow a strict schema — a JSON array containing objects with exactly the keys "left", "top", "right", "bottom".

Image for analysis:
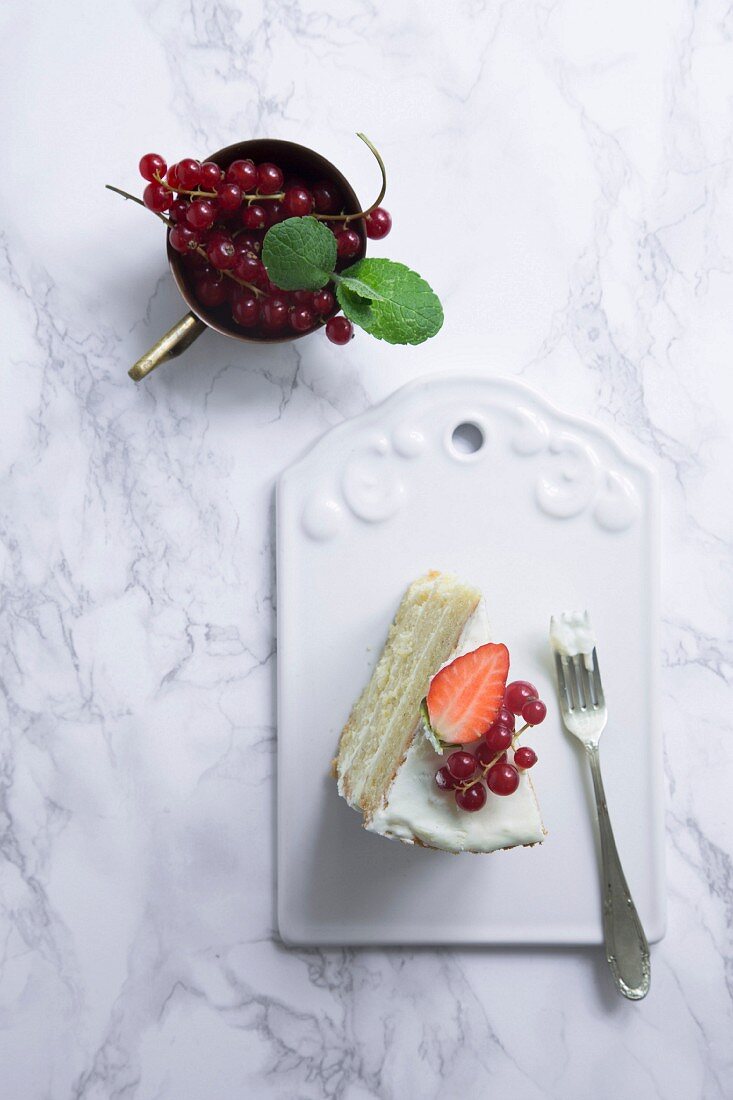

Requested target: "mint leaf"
[
  {"left": 336, "top": 258, "right": 443, "bottom": 345},
  {"left": 261, "top": 217, "right": 336, "bottom": 291},
  {"left": 335, "top": 284, "right": 374, "bottom": 329},
  {"left": 333, "top": 273, "right": 385, "bottom": 302}
]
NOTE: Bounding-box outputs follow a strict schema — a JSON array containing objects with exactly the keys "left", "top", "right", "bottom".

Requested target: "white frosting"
[
  {"left": 366, "top": 600, "right": 546, "bottom": 853},
  {"left": 549, "top": 610, "right": 596, "bottom": 671}
]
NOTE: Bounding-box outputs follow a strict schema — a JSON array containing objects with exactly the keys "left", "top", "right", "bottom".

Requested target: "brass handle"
[{"left": 129, "top": 312, "right": 207, "bottom": 381}]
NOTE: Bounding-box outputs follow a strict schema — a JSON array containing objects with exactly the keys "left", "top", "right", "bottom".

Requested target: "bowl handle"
[{"left": 129, "top": 312, "right": 207, "bottom": 381}]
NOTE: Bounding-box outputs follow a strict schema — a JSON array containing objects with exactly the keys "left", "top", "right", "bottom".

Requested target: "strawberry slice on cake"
[{"left": 426, "top": 642, "right": 510, "bottom": 744}]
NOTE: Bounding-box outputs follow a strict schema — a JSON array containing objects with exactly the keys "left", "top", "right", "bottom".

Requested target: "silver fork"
[{"left": 554, "top": 632, "right": 651, "bottom": 1000}]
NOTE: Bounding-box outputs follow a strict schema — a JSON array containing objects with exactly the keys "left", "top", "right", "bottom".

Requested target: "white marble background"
[{"left": 1, "top": 0, "right": 732, "bottom": 1096}]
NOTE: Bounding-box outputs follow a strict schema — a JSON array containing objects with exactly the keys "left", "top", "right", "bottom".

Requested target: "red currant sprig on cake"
[{"left": 433, "top": 680, "right": 547, "bottom": 812}]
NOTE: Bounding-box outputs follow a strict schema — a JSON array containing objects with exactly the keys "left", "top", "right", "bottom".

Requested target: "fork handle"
[{"left": 586, "top": 743, "right": 651, "bottom": 1000}]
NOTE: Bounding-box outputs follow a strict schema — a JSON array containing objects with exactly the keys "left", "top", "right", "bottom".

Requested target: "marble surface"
[{"left": 1, "top": 0, "right": 732, "bottom": 1096}]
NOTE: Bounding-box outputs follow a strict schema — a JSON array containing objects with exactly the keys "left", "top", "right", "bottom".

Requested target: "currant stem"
[
  {"left": 106, "top": 184, "right": 148, "bottom": 209},
  {"left": 244, "top": 193, "right": 285, "bottom": 202},
  {"left": 154, "top": 172, "right": 217, "bottom": 199},
  {"left": 217, "top": 269, "right": 261, "bottom": 296},
  {"left": 153, "top": 172, "right": 285, "bottom": 202},
  {"left": 105, "top": 184, "right": 262, "bottom": 297},
  {"left": 314, "top": 132, "right": 387, "bottom": 223}
]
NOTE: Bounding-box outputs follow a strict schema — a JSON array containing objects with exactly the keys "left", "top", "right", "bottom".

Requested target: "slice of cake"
[{"left": 334, "top": 571, "right": 546, "bottom": 853}]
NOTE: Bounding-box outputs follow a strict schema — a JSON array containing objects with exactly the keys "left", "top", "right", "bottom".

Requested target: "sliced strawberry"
[{"left": 427, "top": 643, "right": 510, "bottom": 745}]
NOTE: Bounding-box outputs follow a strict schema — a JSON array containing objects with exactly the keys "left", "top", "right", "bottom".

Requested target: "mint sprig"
[{"left": 261, "top": 218, "right": 443, "bottom": 345}]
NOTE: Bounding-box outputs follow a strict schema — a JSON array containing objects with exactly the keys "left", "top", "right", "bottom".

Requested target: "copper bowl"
[{"left": 130, "top": 139, "right": 366, "bottom": 380}]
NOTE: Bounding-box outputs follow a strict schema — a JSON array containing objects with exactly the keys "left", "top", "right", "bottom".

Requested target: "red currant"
[
  {"left": 195, "top": 273, "right": 229, "bottom": 308},
  {"left": 169, "top": 225, "right": 200, "bottom": 253},
  {"left": 483, "top": 723, "right": 513, "bottom": 756},
  {"left": 233, "top": 251, "right": 261, "bottom": 283},
  {"left": 336, "top": 229, "right": 361, "bottom": 258},
  {"left": 182, "top": 250, "right": 209, "bottom": 272},
  {"left": 312, "top": 181, "right": 340, "bottom": 214},
  {"left": 166, "top": 163, "right": 181, "bottom": 189},
  {"left": 487, "top": 762, "right": 520, "bottom": 796},
  {"left": 215, "top": 182, "right": 242, "bottom": 213},
  {"left": 496, "top": 704, "right": 515, "bottom": 730},
  {"left": 292, "top": 290, "right": 314, "bottom": 306},
  {"left": 143, "top": 183, "right": 170, "bottom": 213},
  {"left": 265, "top": 200, "right": 286, "bottom": 227},
  {"left": 256, "top": 162, "right": 284, "bottom": 195},
  {"left": 207, "top": 236, "right": 236, "bottom": 270},
  {"left": 169, "top": 198, "right": 189, "bottom": 223},
  {"left": 258, "top": 275, "right": 280, "bottom": 295},
  {"left": 514, "top": 747, "right": 538, "bottom": 770},
  {"left": 435, "top": 765, "right": 457, "bottom": 791},
  {"left": 446, "top": 750, "right": 477, "bottom": 781},
  {"left": 455, "top": 782, "right": 487, "bottom": 812},
  {"left": 227, "top": 159, "right": 257, "bottom": 191},
  {"left": 313, "top": 289, "right": 335, "bottom": 315},
  {"left": 242, "top": 204, "right": 267, "bottom": 230},
  {"left": 186, "top": 200, "right": 217, "bottom": 230},
  {"left": 203, "top": 227, "right": 229, "bottom": 246},
  {"left": 231, "top": 292, "right": 260, "bottom": 327},
  {"left": 177, "top": 158, "right": 202, "bottom": 190},
  {"left": 200, "top": 160, "right": 222, "bottom": 189},
  {"left": 261, "top": 296, "right": 289, "bottom": 330},
  {"left": 139, "top": 153, "right": 167, "bottom": 183},
  {"left": 522, "top": 699, "right": 547, "bottom": 726},
  {"left": 283, "top": 187, "right": 314, "bottom": 217},
  {"left": 325, "top": 316, "right": 353, "bottom": 345},
  {"left": 475, "top": 739, "right": 500, "bottom": 769},
  {"left": 290, "top": 306, "right": 314, "bottom": 333},
  {"left": 236, "top": 234, "right": 262, "bottom": 255},
  {"left": 505, "top": 681, "right": 539, "bottom": 715},
  {"left": 365, "top": 207, "right": 392, "bottom": 240}
]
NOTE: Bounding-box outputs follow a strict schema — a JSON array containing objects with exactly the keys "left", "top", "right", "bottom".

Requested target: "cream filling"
[{"left": 366, "top": 601, "right": 546, "bottom": 853}]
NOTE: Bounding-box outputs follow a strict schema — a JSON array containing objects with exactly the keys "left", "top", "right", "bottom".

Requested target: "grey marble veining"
[{"left": 1, "top": 0, "right": 732, "bottom": 1096}]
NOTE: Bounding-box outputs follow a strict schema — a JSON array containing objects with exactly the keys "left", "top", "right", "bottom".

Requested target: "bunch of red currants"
[{"left": 434, "top": 680, "right": 547, "bottom": 812}]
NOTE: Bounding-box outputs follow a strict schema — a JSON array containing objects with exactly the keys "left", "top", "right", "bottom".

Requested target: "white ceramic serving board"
[{"left": 277, "top": 374, "right": 665, "bottom": 946}]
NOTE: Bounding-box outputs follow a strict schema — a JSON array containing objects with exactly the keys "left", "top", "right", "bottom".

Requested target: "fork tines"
[{"left": 555, "top": 649, "right": 604, "bottom": 712}]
